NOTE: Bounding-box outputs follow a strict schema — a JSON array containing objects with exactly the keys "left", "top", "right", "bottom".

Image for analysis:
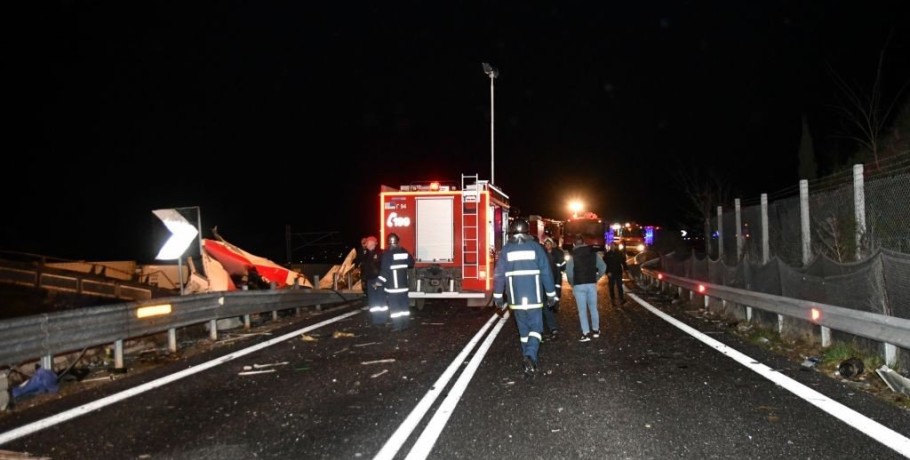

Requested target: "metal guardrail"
[
  {"left": 639, "top": 266, "right": 910, "bottom": 351},
  {"left": 0, "top": 288, "right": 363, "bottom": 367}
]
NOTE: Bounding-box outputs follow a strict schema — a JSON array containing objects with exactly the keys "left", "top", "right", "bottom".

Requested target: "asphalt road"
[{"left": 1, "top": 278, "right": 909, "bottom": 459}]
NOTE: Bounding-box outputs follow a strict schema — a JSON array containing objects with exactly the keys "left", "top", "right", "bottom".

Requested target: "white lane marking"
[
  {"left": 0, "top": 308, "right": 366, "bottom": 446},
  {"left": 405, "top": 312, "right": 510, "bottom": 460},
  {"left": 373, "top": 312, "right": 504, "bottom": 460},
  {"left": 628, "top": 293, "right": 910, "bottom": 459}
]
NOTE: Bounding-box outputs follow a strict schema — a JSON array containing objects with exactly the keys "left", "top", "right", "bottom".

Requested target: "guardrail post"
[
  {"left": 168, "top": 328, "right": 177, "bottom": 353},
  {"left": 272, "top": 310, "right": 278, "bottom": 321},
  {"left": 243, "top": 314, "right": 251, "bottom": 330},
  {"left": 885, "top": 343, "right": 897, "bottom": 367},
  {"left": 114, "top": 339, "right": 124, "bottom": 370},
  {"left": 821, "top": 326, "right": 831, "bottom": 347},
  {"left": 209, "top": 320, "right": 218, "bottom": 340},
  {"left": 41, "top": 355, "right": 53, "bottom": 371}
]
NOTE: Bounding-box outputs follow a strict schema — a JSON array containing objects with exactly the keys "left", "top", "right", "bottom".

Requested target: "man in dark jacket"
[
  {"left": 360, "top": 236, "right": 386, "bottom": 326},
  {"left": 565, "top": 236, "right": 605, "bottom": 342},
  {"left": 603, "top": 242, "right": 629, "bottom": 305}
]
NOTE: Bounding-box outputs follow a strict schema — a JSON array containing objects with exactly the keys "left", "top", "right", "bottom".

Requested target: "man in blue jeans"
[{"left": 565, "top": 236, "right": 605, "bottom": 342}]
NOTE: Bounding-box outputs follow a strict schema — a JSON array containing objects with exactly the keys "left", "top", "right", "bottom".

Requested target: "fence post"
[
  {"left": 717, "top": 205, "right": 724, "bottom": 262},
  {"left": 761, "top": 193, "right": 769, "bottom": 264},
  {"left": 800, "top": 180, "right": 811, "bottom": 266},
  {"left": 733, "top": 198, "right": 743, "bottom": 263},
  {"left": 799, "top": 179, "right": 832, "bottom": 346},
  {"left": 853, "top": 164, "right": 866, "bottom": 261}
]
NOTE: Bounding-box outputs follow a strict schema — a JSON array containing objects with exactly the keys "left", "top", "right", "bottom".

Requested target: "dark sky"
[{"left": 5, "top": 1, "right": 909, "bottom": 264}]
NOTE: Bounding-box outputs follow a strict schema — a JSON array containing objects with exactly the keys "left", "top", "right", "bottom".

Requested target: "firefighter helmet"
[
  {"left": 508, "top": 218, "right": 530, "bottom": 235},
  {"left": 388, "top": 233, "right": 400, "bottom": 247}
]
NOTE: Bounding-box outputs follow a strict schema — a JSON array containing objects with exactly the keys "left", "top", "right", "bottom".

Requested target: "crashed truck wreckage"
[{"left": 185, "top": 229, "right": 315, "bottom": 293}]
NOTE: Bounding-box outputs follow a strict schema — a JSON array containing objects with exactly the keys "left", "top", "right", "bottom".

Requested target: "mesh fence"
[
  {"left": 866, "top": 172, "right": 910, "bottom": 253},
  {"left": 658, "top": 154, "right": 910, "bottom": 369},
  {"left": 767, "top": 196, "right": 802, "bottom": 267},
  {"left": 740, "top": 203, "right": 763, "bottom": 264}
]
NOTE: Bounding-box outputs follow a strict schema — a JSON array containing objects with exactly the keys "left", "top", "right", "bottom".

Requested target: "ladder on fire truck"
[{"left": 461, "top": 174, "right": 482, "bottom": 282}]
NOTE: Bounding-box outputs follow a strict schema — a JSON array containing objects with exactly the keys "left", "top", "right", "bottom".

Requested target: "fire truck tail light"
[{"left": 811, "top": 308, "right": 821, "bottom": 322}]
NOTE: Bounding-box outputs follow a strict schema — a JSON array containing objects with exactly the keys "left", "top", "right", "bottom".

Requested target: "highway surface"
[{"left": 1, "top": 279, "right": 908, "bottom": 459}]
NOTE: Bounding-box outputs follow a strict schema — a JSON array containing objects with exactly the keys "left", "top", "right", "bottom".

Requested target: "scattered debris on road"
[
  {"left": 238, "top": 369, "right": 276, "bottom": 376},
  {"left": 241, "top": 362, "right": 289, "bottom": 371},
  {"left": 370, "top": 369, "right": 389, "bottom": 379},
  {"left": 361, "top": 359, "right": 396, "bottom": 365}
]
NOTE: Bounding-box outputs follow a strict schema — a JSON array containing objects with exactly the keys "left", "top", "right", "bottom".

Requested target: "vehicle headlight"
[{"left": 637, "top": 244, "right": 645, "bottom": 252}]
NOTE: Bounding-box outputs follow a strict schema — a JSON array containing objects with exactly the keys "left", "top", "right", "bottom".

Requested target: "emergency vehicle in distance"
[
  {"left": 561, "top": 212, "right": 608, "bottom": 251},
  {"left": 528, "top": 214, "right": 564, "bottom": 246},
  {"left": 607, "top": 222, "right": 654, "bottom": 255},
  {"left": 379, "top": 174, "right": 509, "bottom": 309}
]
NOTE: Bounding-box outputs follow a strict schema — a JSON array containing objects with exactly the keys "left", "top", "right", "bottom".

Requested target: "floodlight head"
[{"left": 482, "top": 62, "right": 498, "bottom": 78}]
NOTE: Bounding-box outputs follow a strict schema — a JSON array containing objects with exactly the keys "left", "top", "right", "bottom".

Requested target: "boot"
[{"left": 522, "top": 356, "right": 537, "bottom": 380}]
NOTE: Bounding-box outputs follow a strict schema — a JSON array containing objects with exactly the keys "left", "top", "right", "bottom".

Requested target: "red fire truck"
[
  {"left": 379, "top": 174, "right": 510, "bottom": 308},
  {"left": 528, "top": 214, "right": 564, "bottom": 246},
  {"left": 561, "top": 212, "right": 608, "bottom": 251}
]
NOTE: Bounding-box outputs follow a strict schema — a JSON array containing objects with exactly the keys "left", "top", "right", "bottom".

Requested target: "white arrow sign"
[{"left": 153, "top": 208, "right": 199, "bottom": 260}]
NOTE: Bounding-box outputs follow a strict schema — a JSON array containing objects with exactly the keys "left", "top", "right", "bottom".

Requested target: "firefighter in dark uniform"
[
  {"left": 493, "top": 218, "right": 558, "bottom": 379},
  {"left": 542, "top": 237, "right": 566, "bottom": 340},
  {"left": 377, "top": 233, "right": 415, "bottom": 332},
  {"left": 360, "top": 236, "right": 387, "bottom": 326}
]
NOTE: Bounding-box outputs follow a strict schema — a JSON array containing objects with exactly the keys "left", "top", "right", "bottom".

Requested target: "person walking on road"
[
  {"left": 359, "top": 236, "right": 387, "bottom": 326},
  {"left": 377, "top": 232, "right": 415, "bottom": 332},
  {"left": 492, "top": 218, "right": 558, "bottom": 379},
  {"left": 542, "top": 237, "right": 567, "bottom": 340},
  {"left": 565, "top": 236, "right": 606, "bottom": 342},
  {"left": 603, "top": 242, "right": 629, "bottom": 305}
]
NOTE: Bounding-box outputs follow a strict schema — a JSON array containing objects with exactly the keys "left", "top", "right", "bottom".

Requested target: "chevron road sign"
[{"left": 153, "top": 208, "right": 199, "bottom": 260}]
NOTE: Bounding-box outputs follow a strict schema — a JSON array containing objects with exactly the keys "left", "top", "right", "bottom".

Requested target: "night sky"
[{"left": 5, "top": 1, "right": 909, "bottom": 264}]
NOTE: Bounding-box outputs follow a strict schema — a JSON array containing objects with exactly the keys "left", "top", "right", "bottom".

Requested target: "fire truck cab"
[{"left": 380, "top": 174, "right": 509, "bottom": 308}]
